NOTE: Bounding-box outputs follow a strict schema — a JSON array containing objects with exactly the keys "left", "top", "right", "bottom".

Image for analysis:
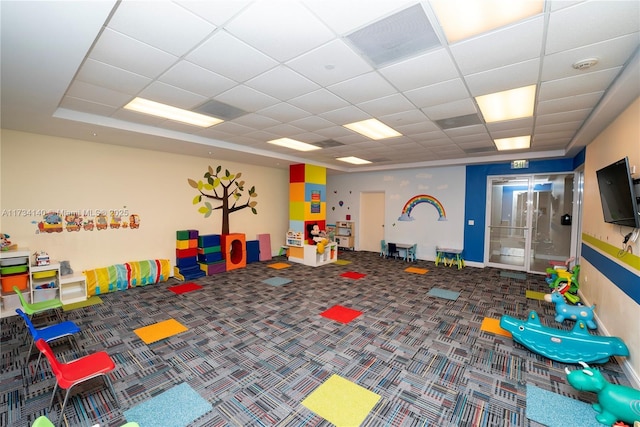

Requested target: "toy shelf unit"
[
  {"left": 335, "top": 221, "right": 355, "bottom": 250},
  {"left": 287, "top": 241, "right": 338, "bottom": 267},
  {"left": 0, "top": 248, "right": 31, "bottom": 318},
  {"left": 286, "top": 231, "right": 304, "bottom": 247},
  {"left": 30, "top": 262, "right": 60, "bottom": 303},
  {"left": 59, "top": 274, "right": 87, "bottom": 305}
]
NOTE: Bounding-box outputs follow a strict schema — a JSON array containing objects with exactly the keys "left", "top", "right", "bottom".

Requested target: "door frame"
[{"left": 484, "top": 172, "right": 580, "bottom": 273}]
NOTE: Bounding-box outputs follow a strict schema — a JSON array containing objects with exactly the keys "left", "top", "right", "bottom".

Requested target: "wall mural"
[
  {"left": 187, "top": 164, "right": 258, "bottom": 235},
  {"left": 398, "top": 194, "right": 447, "bottom": 222},
  {"left": 33, "top": 210, "right": 139, "bottom": 233}
]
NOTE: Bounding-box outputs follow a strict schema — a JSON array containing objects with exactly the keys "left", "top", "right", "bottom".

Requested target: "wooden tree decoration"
[{"left": 188, "top": 165, "right": 258, "bottom": 234}]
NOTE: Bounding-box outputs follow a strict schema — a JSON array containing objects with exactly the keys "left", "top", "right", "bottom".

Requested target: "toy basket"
[{"left": 1, "top": 273, "right": 28, "bottom": 292}]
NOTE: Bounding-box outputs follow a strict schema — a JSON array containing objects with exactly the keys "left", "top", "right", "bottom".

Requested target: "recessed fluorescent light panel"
[
  {"left": 475, "top": 85, "right": 536, "bottom": 123},
  {"left": 267, "top": 138, "right": 320, "bottom": 152},
  {"left": 494, "top": 135, "right": 531, "bottom": 151},
  {"left": 430, "top": 0, "right": 543, "bottom": 43},
  {"left": 337, "top": 156, "right": 372, "bottom": 165},
  {"left": 124, "top": 97, "right": 223, "bottom": 127},
  {"left": 343, "top": 119, "right": 402, "bottom": 140}
]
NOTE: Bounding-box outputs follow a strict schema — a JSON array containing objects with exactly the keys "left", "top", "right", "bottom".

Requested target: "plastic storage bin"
[
  {"left": 32, "top": 270, "right": 57, "bottom": 279},
  {"left": 0, "top": 256, "right": 28, "bottom": 266},
  {"left": 0, "top": 265, "right": 28, "bottom": 275},
  {"left": 1, "top": 273, "right": 28, "bottom": 292}
]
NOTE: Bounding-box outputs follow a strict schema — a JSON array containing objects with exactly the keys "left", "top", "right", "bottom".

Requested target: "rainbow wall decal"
[{"left": 398, "top": 194, "right": 446, "bottom": 221}]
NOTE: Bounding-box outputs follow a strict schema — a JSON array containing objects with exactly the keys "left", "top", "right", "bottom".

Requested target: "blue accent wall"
[
  {"left": 582, "top": 244, "right": 640, "bottom": 304},
  {"left": 463, "top": 159, "right": 575, "bottom": 263}
]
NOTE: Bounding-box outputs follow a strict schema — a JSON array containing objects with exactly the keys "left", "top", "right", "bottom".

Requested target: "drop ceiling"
[{"left": 1, "top": 0, "right": 639, "bottom": 173}]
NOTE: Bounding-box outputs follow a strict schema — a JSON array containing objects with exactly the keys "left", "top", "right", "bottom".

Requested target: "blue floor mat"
[{"left": 123, "top": 382, "right": 212, "bottom": 427}]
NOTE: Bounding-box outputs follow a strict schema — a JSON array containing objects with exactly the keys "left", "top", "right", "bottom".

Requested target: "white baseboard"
[{"left": 578, "top": 290, "right": 640, "bottom": 389}]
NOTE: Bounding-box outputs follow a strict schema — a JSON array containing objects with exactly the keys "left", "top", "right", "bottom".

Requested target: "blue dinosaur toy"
[
  {"left": 566, "top": 361, "right": 640, "bottom": 426},
  {"left": 499, "top": 311, "right": 629, "bottom": 364},
  {"left": 544, "top": 290, "right": 597, "bottom": 329}
]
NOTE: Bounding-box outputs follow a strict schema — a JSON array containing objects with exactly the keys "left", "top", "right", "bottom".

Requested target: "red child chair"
[{"left": 35, "top": 339, "right": 117, "bottom": 425}]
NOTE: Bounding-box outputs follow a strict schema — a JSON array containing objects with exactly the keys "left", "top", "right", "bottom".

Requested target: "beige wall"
[
  {"left": 0, "top": 129, "right": 289, "bottom": 272},
  {"left": 581, "top": 97, "right": 640, "bottom": 383}
]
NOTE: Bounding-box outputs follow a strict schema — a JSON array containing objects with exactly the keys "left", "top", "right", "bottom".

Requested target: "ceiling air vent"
[
  {"left": 313, "top": 139, "right": 344, "bottom": 148},
  {"left": 194, "top": 100, "right": 248, "bottom": 121},
  {"left": 434, "top": 114, "right": 483, "bottom": 130},
  {"left": 345, "top": 4, "right": 440, "bottom": 67}
]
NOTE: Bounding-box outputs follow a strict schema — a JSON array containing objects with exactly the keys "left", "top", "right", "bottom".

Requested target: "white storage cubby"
[
  {"left": 59, "top": 275, "right": 87, "bottom": 305},
  {"left": 30, "top": 262, "right": 60, "bottom": 303},
  {"left": 0, "top": 249, "right": 31, "bottom": 318},
  {"left": 0, "top": 249, "right": 87, "bottom": 317}
]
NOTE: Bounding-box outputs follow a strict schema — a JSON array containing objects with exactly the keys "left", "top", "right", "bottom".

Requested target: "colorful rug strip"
[
  {"left": 168, "top": 282, "right": 202, "bottom": 295},
  {"left": 262, "top": 277, "right": 292, "bottom": 287},
  {"left": 134, "top": 318, "right": 188, "bottom": 344},
  {"left": 340, "top": 271, "right": 366, "bottom": 279},
  {"left": 525, "top": 384, "right": 602, "bottom": 427},
  {"left": 320, "top": 304, "right": 363, "bottom": 324},
  {"left": 302, "top": 374, "right": 381, "bottom": 427},
  {"left": 427, "top": 288, "right": 460, "bottom": 300},
  {"left": 62, "top": 296, "right": 103, "bottom": 311},
  {"left": 480, "top": 317, "right": 512, "bottom": 337},
  {"left": 123, "top": 382, "right": 212, "bottom": 427},
  {"left": 268, "top": 262, "right": 291, "bottom": 270},
  {"left": 525, "top": 290, "right": 547, "bottom": 300}
]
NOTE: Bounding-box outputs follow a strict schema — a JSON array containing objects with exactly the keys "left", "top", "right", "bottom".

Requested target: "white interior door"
[{"left": 359, "top": 192, "right": 385, "bottom": 252}]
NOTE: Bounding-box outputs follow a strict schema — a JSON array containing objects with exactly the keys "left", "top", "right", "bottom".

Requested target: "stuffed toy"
[
  {"left": 1, "top": 233, "right": 12, "bottom": 251},
  {"left": 307, "top": 223, "right": 329, "bottom": 254}
]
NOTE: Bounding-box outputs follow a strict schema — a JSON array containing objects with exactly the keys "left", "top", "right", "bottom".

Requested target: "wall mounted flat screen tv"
[{"left": 595, "top": 157, "right": 640, "bottom": 228}]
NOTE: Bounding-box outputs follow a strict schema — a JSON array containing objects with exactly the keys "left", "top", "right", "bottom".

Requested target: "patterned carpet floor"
[{"left": 0, "top": 251, "right": 633, "bottom": 427}]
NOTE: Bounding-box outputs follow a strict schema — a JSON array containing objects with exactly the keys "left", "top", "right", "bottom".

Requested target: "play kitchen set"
[{"left": 0, "top": 248, "right": 87, "bottom": 317}]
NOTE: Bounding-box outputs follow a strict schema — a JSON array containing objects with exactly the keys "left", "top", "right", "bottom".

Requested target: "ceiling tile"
[
  {"left": 303, "top": 0, "right": 415, "bottom": 35},
  {"left": 539, "top": 67, "right": 621, "bottom": 100},
  {"left": 245, "top": 66, "right": 320, "bottom": 101},
  {"left": 75, "top": 59, "right": 151, "bottom": 95},
  {"left": 187, "top": 31, "right": 278, "bottom": 83},
  {"left": 138, "top": 81, "right": 207, "bottom": 110},
  {"left": 225, "top": 1, "right": 334, "bottom": 62},
  {"left": 215, "top": 85, "right": 279, "bottom": 112},
  {"left": 288, "top": 89, "right": 350, "bottom": 115},
  {"left": 286, "top": 39, "right": 373, "bottom": 87},
  {"left": 536, "top": 109, "right": 591, "bottom": 126},
  {"left": 422, "top": 98, "right": 477, "bottom": 121},
  {"left": 318, "top": 106, "right": 370, "bottom": 125},
  {"left": 89, "top": 28, "right": 178, "bottom": 79},
  {"left": 541, "top": 33, "right": 639, "bottom": 81},
  {"left": 66, "top": 80, "right": 132, "bottom": 107},
  {"left": 159, "top": 61, "right": 237, "bottom": 98},
  {"left": 328, "top": 72, "right": 397, "bottom": 104},
  {"left": 379, "top": 48, "right": 458, "bottom": 92},
  {"left": 464, "top": 59, "right": 540, "bottom": 96},
  {"left": 107, "top": 1, "right": 215, "bottom": 57},
  {"left": 175, "top": 1, "right": 250, "bottom": 26},
  {"left": 536, "top": 92, "right": 603, "bottom": 115},
  {"left": 404, "top": 78, "right": 469, "bottom": 108},
  {"left": 59, "top": 97, "right": 119, "bottom": 116},
  {"left": 546, "top": 1, "right": 640, "bottom": 54},
  {"left": 450, "top": 17, "right": 544, "bottom": 75},
  {"left": 256, "top": 103, "right": 312, "bottom": 123},
  {"left": 232, "top": 113, "right": 282, "bottom": 130},
  {"left": 357, "top": 94, "right": 415, "bottom": 117}
]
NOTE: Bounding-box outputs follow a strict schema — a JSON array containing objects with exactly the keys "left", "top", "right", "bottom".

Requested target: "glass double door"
[{"left": 485, "top": 173, "right": 575, "bottom": 273}]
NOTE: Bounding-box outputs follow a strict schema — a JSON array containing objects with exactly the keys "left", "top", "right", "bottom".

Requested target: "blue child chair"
[{"left": 15, "top": 309, "right": 81, "bottom": 381}]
